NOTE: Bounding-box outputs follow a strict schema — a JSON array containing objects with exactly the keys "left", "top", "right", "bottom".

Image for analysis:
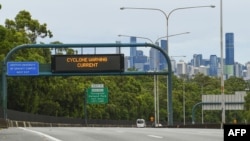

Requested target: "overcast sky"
[{"left": 0, "top": 0, "right": 249, "bottom": 64}]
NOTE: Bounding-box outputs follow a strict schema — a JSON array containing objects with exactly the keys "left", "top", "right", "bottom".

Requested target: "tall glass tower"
[
  {"left": 225, "top": 33, "right": 234, "bottom": 78},
  {"left": 130, "top": 37, "right": 137, "bottom": 69},
  {"left": 209, "top": 55, "right": 218, "bottom": 76},
  {"left": 225, "top": 33, "right": 234, "bottom": 65},
  {"left": 149, "top": 47, "right": 159, "bottom": 71},
  {"left": 159, "top": 40, "right": 167, "bottom": 70},
  {"left": 193, "top": 54, "right": 203, "bottom": 67}
]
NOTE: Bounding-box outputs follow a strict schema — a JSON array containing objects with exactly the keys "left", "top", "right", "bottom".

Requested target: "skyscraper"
[
  {"left": 134, "top": 50, "right": 148, "bottom": 71},
  {"left": 176, "top": 60, "right": 187, "bottom": 76},
  {"left": 149, "top": 47, "right": 159, "bottom": 71},
  {"left": 225, "top": 33, "right": 234, "bottom": 78},
  {"left": 193, "top": 54, "right": 203, "bottom": 67},
  {"left": 209, "top": 55, "right": 218, "bottom": 76},
  {"left": 130, "top": 37, "right": 137, "bottom": 69},
  {"left": 159, "top": 40, "right": 167, "bottom": 70},
  {"left": 115, "top": 41, "right": 121, "bottom": 54}
]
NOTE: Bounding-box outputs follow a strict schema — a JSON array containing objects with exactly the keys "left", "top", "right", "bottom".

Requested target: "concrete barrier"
[{"left": 0, "top": 118, "right": 8, "bottom": 128}]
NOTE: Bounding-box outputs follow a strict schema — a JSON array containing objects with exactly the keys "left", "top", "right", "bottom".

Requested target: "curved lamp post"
[
  {"left": 118, "top": 32, "right": 190, "bottom": 44},
  {"left": 118, "top": 32, "right": 190, "bottom": 72},
  {"left": 120, "top": 5, "right": 215, "bottom": 55},
  {"left": 171, "top": 56, "right": 187, "bottom": 125},
  {"left": 219, "top": 0, "right": 225, "bottom": 127}
]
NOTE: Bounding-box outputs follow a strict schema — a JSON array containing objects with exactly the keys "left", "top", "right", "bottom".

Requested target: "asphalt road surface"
[{"left": 0, "top": 127, "right": 223, "bottom": 141}]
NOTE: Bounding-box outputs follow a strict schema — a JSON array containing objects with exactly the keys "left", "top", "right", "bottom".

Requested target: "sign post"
[{"left": 87, "top": 84, "right": 108, "bottom": 104}]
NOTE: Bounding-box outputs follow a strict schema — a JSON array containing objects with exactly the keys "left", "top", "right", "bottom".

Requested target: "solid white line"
[
  {"left": 147, "top": 134, "right": 163, "bottom": 139},
  {"left": 19, "top": 127, "right": 62, "bottom": 141}
]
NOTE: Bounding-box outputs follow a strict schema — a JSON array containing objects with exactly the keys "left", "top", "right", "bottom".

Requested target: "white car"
[{"left": 136, "top": 119, "right": 146, "bottom": 128}]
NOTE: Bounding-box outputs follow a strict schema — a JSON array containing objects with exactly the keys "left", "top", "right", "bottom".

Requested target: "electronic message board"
[{"left": 51, "top": 54, "right": 124, "bottom": 73}]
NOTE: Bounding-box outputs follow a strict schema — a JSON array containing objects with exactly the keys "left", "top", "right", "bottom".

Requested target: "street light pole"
[
  {"left": 201, "top": 84, "right": 204, "bottom": 124},
  {"left": 120, "top": 5, "right": 215, "bottom": 55},
  {"left": 118, "top": 35, "right": 154, "bottom": 43},
  {"left": 220, "top": 0, "right": 225, "bottom": 127},
  {"left": 171, "top": 56, "right": 186, "bottom": 125},
  {"left": 183, "top": 77, "right": 185, "bottom": 125},
  {"left": 119, "top": 32, "right": 190, "bottom": 44}
]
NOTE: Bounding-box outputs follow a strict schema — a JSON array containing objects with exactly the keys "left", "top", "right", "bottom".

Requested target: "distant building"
[
  {"left": 199, "top": 65, "right": 209, "bottom": 76},
  {"left": 122, "top": 32, "right": 250, "bottom": 79},
  {"left": 245, "top": 62, "right": 250, "bottom": 79},
  {"left": 209, "top": 55, "right": 218, "bottom": 76},
  {"left": 193, "top": 54, "right": 203, "bottom": 67},
  {"left": 130, "top": 37, "right": 137, "bottom": 69},
  {"left": 225, "top": 33, "right": 234, "bottom": 78},
  {"left": 235, "top": 62, "right": 244, "bottom": 78},
  {"left": 124, "top": 56, "right": 130, "bottom": 70},
  {"left": 149, "top": 47, "right": 159, "bottom": 71},
  {"left": 159, "top": 40, "right": 167, "bottom": 70},
  {"left": 128, "top": 37, "right": 149, "bottom": 71},
  {"left": 171, "top": 57, "right": 177, "bottom": 74},
  {"left": 176, "top": 60, "right": 187, "bottom": 76},
  {"left": 115, "top": 41, "right": 121, "bottom": 54},
  {"left": 134, "top": 50, "right": 148, "bottom": 71}
]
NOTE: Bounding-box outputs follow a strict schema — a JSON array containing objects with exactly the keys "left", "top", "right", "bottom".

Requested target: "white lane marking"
[
  {"left": 147, "top": 134, "right": 163, "bottom": 139},
  {"left": 19, "top": 127, "right": 62, "bottom": 141}
]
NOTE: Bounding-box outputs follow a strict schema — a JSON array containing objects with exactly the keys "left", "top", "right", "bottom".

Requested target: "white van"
[{"left": 136, "top": 119, "right": 146, "bottom": 128}]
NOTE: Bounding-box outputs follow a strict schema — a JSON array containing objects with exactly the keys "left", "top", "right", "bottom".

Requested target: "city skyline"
[
  {"left": 126, "top": 32, "right": 250, "bottom": 79},
  {"left": 126, "top": 32, "right": 246, "bottom": 65},
  {"left": 0, "top": 0, "right": 250, "bottom": 64}
]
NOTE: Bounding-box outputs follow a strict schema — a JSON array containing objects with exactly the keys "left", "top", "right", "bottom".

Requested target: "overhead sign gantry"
[{"left": 0, "top": 43, "right": 173, "bottom": 126}]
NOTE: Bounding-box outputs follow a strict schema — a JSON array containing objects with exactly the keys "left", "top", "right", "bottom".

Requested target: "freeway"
[{"left": 0, "top": 127, "right": 223, "bottom": 141}]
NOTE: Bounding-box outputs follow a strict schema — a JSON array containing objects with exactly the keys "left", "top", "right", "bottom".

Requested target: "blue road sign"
[{"left": 7, "top": 62, "right": 39, "bottom": 76}]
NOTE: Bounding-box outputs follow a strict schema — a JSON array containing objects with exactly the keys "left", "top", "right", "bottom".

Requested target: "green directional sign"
[{"left": 87, "top": 87, "right": 108, "bottom": 104}]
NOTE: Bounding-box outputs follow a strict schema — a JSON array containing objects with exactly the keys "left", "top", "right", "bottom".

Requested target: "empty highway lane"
[{"left": 0, "top": 127, "right": 223, "bottom": 141}]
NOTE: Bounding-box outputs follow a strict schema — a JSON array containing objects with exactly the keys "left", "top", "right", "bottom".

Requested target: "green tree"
[
  {"left": 5, "top": 10, "right": 52, "bottom": 43},
  {"left": 3, "top": 10, "right": 54, "bottom": 115},
  {"left": 244, "top": 91, "right": 250, "bottom": 122},
  {"left": 225, "top": 76, "right": 246, "bottom": 93}
]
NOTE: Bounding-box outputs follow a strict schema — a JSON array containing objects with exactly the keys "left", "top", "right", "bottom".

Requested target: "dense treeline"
[{"left": 0, "top": 9, "right": 250, "bottom": 124}]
